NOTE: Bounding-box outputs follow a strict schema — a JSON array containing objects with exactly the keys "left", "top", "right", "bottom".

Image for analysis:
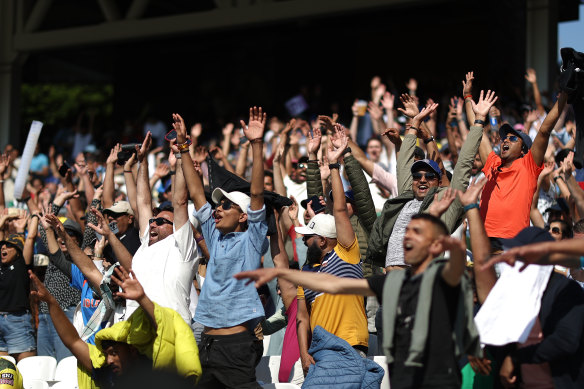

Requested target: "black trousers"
[{"left": 196, "top": 331, "right": 263, "bottom": 389}]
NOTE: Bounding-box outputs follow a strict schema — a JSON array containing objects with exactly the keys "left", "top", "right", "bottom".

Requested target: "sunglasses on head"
[
  {"left": 149, "top": 217, "right": 173, "bottom": 226},
  {"left": 503, "top": 135, "right": 520, "bottom": 142},
  {"left": 218, "top": 199, "right": 241, "bottom": 211},
  {"left": 412, "top": 171, "right": 438, "bottom": 181}
]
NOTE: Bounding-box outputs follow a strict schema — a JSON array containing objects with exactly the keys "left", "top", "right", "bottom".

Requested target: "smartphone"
[
  {"left": 109, "top": 221, "right": 119, "bottom": 235},
  {"left": 59, "top": 161, "right": 70, "bottom": 177}
]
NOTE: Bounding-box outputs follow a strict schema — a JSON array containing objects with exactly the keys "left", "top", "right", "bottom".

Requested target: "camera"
[{"left": 117, "top": 143, "right": 140, "bottom": 165}]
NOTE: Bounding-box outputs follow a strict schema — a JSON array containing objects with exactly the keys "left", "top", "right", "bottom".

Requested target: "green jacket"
[
  {"left": 365, "top": 125, "right": 483, "bottom": 268},
  {"left": 382, "top": 258, "right": 481, "bottom": 367}
]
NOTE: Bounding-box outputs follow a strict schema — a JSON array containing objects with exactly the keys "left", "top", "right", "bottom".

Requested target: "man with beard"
[
  {"left": 283, "top": 156, "right": 309, "bottom": 225},
  {"left": 292, "top": 124, "right": 368, "bottom": 375}
]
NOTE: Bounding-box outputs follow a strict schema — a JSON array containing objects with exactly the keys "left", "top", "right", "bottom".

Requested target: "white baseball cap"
[
  {"left": 295, "top": 213, "right": 337, "bottom": 239},
  {"left": 211, "top": 188, "right": 251, "bottom": 213}
]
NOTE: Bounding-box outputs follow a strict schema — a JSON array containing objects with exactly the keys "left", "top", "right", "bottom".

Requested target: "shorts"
[{"left": 0, "top": 311, "right": 36, "bottom": 354}]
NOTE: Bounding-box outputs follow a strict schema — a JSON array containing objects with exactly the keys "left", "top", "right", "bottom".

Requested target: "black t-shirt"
[
  {"left": 367, "top": 265, "right": 461, "bottom": 389},
  {"left": 103, "top": 226, "right": 141, "bottom": 263},
  {"left": 0, "top": 256, "right": 32, "bottom": 312}
]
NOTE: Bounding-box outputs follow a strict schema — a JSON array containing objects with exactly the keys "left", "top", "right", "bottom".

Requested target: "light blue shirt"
[{"left": 194, "top": 202, "right": 269, "bottom": 328}]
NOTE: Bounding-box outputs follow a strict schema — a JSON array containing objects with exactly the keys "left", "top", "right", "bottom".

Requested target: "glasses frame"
[
  {"left": 412, "top": 171, "right": 438, "bottom": 181},
  {"left": 148, "top": 217, "right": 173, "bottom": 226}
]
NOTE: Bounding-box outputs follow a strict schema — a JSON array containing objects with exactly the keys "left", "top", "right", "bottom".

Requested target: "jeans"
[
  {"left": 37, "top": 307, "right": 75, "bottom": 362},
  {"left": 0, "top": 311, "right": 36, "bottom": 354}
]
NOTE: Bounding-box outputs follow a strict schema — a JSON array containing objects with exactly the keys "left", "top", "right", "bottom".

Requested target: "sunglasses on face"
[
  {"left": 149, "top": 217, "right": 173, "bottom": 226},
  {"left": 546, "top": 226, "right": 563, "bottom": 235},
  {"left": 503, "top": 135, "right": 520, "bottom": 143},
  {"left": 412, "top": 171, "right": 438, "bottom": 181},
  {"left": 218, "top": 199, "right": 241, "bottom": 211},
  {"left": 302, "top": 235, "right": 316, "bottom": 245}
]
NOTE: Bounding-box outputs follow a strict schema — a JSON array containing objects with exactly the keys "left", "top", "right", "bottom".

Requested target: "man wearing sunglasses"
[
  {"left": 478, "top": 91, "right": 568, "bottom": 247},
  {"left": 124, "top": 131, "right": 201, "bottom": 327},
  {"left": 177, "top": 107, "right": 269, "bottom": 388},
  {"left": 102, "top": 201, "right": 141, "bottom": 260}
]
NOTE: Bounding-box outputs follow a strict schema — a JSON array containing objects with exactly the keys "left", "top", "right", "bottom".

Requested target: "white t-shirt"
[
  {"left": 127, "top": 222, "right": 200, "bottom": 323},
  {"left": 283, "top": 175, "right": 308, "bottom": 226}
]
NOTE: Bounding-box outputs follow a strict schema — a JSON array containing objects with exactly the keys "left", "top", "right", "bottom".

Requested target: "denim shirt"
[{"left": 194, "top": 202, "right": 269, "bottom": 328}]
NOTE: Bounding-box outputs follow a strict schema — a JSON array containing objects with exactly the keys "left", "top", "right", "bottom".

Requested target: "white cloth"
[
  {"left": 475, "top": 262, "right": 553, "bottom": 346},
  {"left": 283, "top": 175, "right": 307, "bottom": 226},
  {"left": 127, "top": 221, "right": 200, "bottom": 323}
]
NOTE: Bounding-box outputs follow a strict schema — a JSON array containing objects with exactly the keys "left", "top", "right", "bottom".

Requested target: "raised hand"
[
  {"left": 406, "top": 78, "right": 418, "bottom": 92},
  {"left": 107, "top": 144, "right": 122, "bottom": 165},
  {"left": 13, "top": 211, "right": 30, "bottom": 233},
  {"left": 317, "top": 115, "right": 336, "bottom": 134},
  {"left": 288, "top": 195, "right": 299, "bottom": 222},
  {"left": 153, "top": 162, "right": 170, "bottom": 178},
  {"left": 470, "top": 90, "right": 498, "bottom": 120},
  {"left": 87, "top": 207, "right": 112, "bottom": 237},
  {"left": 29, "top": 270, "right": 55, "bottom": 303},
  {"left": 191, "top": 123, "right": 202, "bottom": 139},
  {"left": 193, "top": 146, "right": 208, "bottom": 164},
  {"left": 240, "top": 106, "right": 266, "bottom": 141},
  {"left": 411, "top": 103, "right": 439, "bottom": 129},
  {"left": 561, "top": 151, "right": 575, "bottom": 179},
  {"left": 368, "top": 102, "right": 383, "bottom": 121},
  {"left": 462, "top": 71, "right": 474, "bottom": 96},
  {"left": 351, "top": 99, "right": 360, "bottom": 117},
  {"left": 111, "top": 266, "right": 146, "bottom": 302},
  {"left": 428, "top": 188, "right": 456, "bottom": 217},
  {"left": 457, "top": 177, "right": 487, "bottom": 206},
  {"left": 209, "top": 146, "right": 225, "bottom": 160},
  {"left": 93, "top": 185, "right": 104, "bottom": 201},
  {"left": 124, "top": 153, "right": 137, "bottom": 171},
  {"left": 525, "top": 109, "right": 539, "bottom": 123},
  {"left": 307, "top": 128, "right": 322, "bottom": 156},
  {"left": 327, "top": 124, "right": 348, "bottom": 163},
  {"left": 0, "top": 153, "right": 12, "bottom": 177},
  {"left": 381, "top": 92, "right": 395, "bottom": 111},
  {"left": 273, "top": 141, "right": 286, "bottom": 164},
  {"left": 136, "top": 132, "right": 152, "bottom": 162},
  {"left": 382, "top": 127, "right": 402, "bottom": 146},
  {"left": 525, "top": 68, "right": 537, "bottom": 84},
  {"left": 45, "top": 213, "right": 67, "bottom": 239},
  {"left": 279, "top": 118, "right": 295, "bottom": 143},
  {"left": 54, "top": 188, "right": 79, "bottom": 206},
  {"left": 397, "top": 93, "right": 420, "bottom": 118},
  {"left": 222, "top": 123, "right": 235, "bottom": 138}
]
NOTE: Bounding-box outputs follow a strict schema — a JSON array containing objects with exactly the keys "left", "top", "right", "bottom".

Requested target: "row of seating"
[{"left": 12, "top": 356, "right": 77, "bottom": 389}]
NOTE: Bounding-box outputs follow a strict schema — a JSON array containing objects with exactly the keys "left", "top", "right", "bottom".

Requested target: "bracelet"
[
  {"left": 195, "top": 235, "right": 205, "bottom": 243},
  {"left": 463, "top": 94, "right": 473, "bottom": 100},
  {"left": 123, "top": 170, "right": 132, "bottom": 173},
  {"left": 409, "top": 125, "right": 419, "bottom": 131},
  {"left": 31, "top": 214, "right": 40, "bottom": 220},
  {"left": 93, "top": 253, "right": 103, "bottom": 258},
  {"left": 340, "top": 147, "right": 352, "bottom": 156},
  {"left": 180, "top": 148, "right": 190, "bottom": 154},
  {"left": 553, "top": 176, "right": 564, "bottom": 182},
  {"left": 474, "top": 119, "right": 486, "bottom": 126},
  {"left": 249, "top": 138, "right": 263, "bottom": 144},
  {"left": 169, "top": 170, "right": 176, "bottom": 175},
  {"left": 423, "top": 136, "right": 435, "bottom": 145},
  {"left": 306, "top": 159, "right": 319, "bottom": 164},
  {"left": 580, "top": 256, "right": 584, "bottom": 268},
  {"left": 176, "top": 142, "right": 190, "bottom": 152},
  {"left": 174, "top": 152, "right": 182, "bottom": 159},
  {"left": 328, "top": 163, "right": 341, "bottom": 170},
  {"left": 463, "top": 203, "right": 480, "bottom": 212}
]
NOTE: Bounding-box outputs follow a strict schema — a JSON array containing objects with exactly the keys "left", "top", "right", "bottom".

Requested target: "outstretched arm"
[
  {"left": 471, "top": 90, "right": 498, "bottom": 164},
  {"left": 112, "top": 267, "right": 157, "bottom": 329},
  {"left": 136, "top": 132, "right": 154, "bottom": 236},
  {"left": 87, "top": 208, "right": 133, "bottom": 270},
  {"left": 30, "top": 271, "right": 92, "bottom": 371},
  {"left": 103, "top": 144, "right": 121, "bottom": 208},
  {"left": 531, "top": 92, "right": 568, "bottom": 166},
  {"left": 240, "top": 107, "right": 267, "bottom": 211}
]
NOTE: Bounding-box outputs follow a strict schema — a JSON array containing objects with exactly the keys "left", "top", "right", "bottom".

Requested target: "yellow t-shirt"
[{"left": 297, "top": 238, "right": 368, "bottom": 347}]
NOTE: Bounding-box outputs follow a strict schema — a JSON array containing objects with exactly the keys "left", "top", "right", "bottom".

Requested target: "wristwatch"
[
  {"left": 328, "top": 163, "right": 341, "bottom": 170},
  {"left": 423, "top": 136, "right": 435, "bottom": 145}
]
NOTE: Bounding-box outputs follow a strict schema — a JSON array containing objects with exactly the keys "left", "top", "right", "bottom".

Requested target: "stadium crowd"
[{"left": 1, "top": 52, "right": 584, "bottom": 389}]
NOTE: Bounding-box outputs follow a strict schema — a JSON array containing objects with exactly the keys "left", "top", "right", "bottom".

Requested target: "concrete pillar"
[
  {"left": 526, "top": 0, "right": 559, "bottom": 93},
  {"left": 0, "top": 0, "right": 22, "bottom": 148}
]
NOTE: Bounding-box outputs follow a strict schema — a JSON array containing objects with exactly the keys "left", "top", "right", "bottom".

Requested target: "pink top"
[
  {"left": 371, "top": 163, "right": 398, "bottom": 198},
  {"left": 278, "top": 299, "right": 301, "bottom": 382}
]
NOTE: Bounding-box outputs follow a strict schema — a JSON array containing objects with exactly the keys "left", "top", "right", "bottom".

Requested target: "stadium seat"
[
  {"left": 50, "top": 381, "right": 78, "bottom": 389},
  {"left": 17, "top": 356, "right": 57, "bottom": 381},
  {"left": 372, "top": 355, "right": 390, "bottom": 389},
  {"left": 256, "top": 355, "right": 281, "bottom": 384},
  {"left": 262, "top": 334, "right": 271, "bottom": 356},
  {"left": 23, "top": 379, "right": 49, "bottom": 389},
  {"left": 0, "top": 355, "right": 16, "bottom": 364},
  {"left": 54, "top": 356, "right": 78, "bottom": 385},
  {"left": 261, "top": 384, "right": 301, "bottom": 389}
]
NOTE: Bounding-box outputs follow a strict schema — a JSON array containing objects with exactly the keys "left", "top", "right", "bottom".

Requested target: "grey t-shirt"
[{"left": 385, "top": 198, "right": 423, "bottom": 267}]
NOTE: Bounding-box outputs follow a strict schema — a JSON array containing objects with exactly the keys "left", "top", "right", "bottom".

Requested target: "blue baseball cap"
[
  {"left": 499, "top": 123, "right": 532, "bottom": 151},
  {"left": 411, "top": 159, "right": 442, "bottom": 179}
]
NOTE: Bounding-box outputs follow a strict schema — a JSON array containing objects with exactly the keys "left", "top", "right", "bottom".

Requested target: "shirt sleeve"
[
  {"left": 523, "top": 150, "right": 544, "bottom": 177},
  {"left": 193, "top": 202, "right": 218, "bottom": 251},
  {"left": 172, "top": 221, "right": 198, "bottom": 263},
  {"left": 371, "top": 162, "right": 398, "bottom": 198},
  {"left": 366, "top": 274, "right": 387, "bottom": 304},
  {"left": 246, "top": 204, "right": 269, "bottom": 255},
  {"left": 70, "top": 264, "right": 84, "bottom": 290},
  {"left": 48, "top": 250, "right": 73, "bottom": 280}
]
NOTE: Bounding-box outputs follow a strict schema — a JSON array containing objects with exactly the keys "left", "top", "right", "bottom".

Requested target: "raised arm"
[
  {"left": 23, "top": 214, "right": 38, "bottom": 266},
  {"left": 30, "top": 271, "right": 92, "bottom": 371},
  {"left": 103, "top": 144, "right": 121, "bottom": 208},
  {"left": 306, "top": 127, "right": 324, "bottom": 199},
  {"left": 327, "top": 124, "right": 355, "bottom": 247},
  {"left": 235, "top": 141, "right": 250, "bottom": 178},
  {"left": 171, "top": 114, "right": 206, "bottom": 211},
  {"left": 171, "top": 143, "right": 189, "bottom": 231},
  {"left": 472, "top": 90, "right": 498, "bottom": 164},
  {"left": 530, "top": 162, "right": 554, "bottom": 228},
  {"left": 112, "top": 267, "right": 157, "bottom": 329},
  {"left": 462, "top": 71, "right": 476, "bottom": 126},
  {"left": 525, "top": 68, "right": 545, "bottom": 114},
  {"left": 240, "top": 106, "right": 266, "bottom": 211},
  {"left": 270, "top": 208, "right": 296, "bottom": 310},
  {"left": 46, "top": 214, "right": 103, "bottom": 290},
  {"left": 123, "top": 154, "right": 139, "bottom": 217},
  {"left": 0, "top": 154, "right": 11, "bottom": 210},
  {"left": 531, "top": 92, "right": 568, "bottom": 166},
  {"left": 271, "top": 142, "right": 288, "bottom": 197},
  {"left": 136, "top": 132, "right": 154, "bottom": 236}
]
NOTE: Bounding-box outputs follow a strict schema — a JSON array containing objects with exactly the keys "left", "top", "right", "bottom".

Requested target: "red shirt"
[{"left": 480, "top": 150, "right": 543, "bottom": 238}]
